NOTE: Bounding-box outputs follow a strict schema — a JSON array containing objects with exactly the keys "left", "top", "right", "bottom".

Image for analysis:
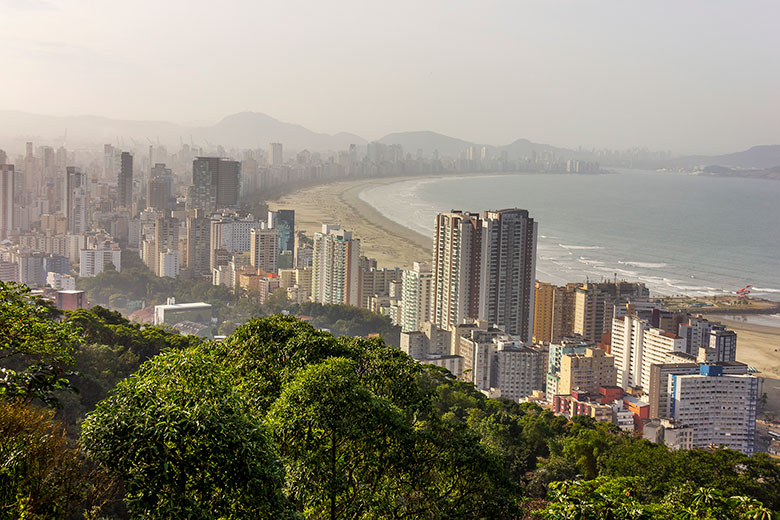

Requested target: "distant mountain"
[
  {"left": 497, "top": 138, "right": 596, "bottom": 161},
  {"left": 378, "top": 131, "right": 473, "bottom": 157},
  {"left": 193, "top": 112, "right": 366, "bottom": 150},
  {"left": 378, "top": 131, "right": 594, "bottom": 161},
  {"left": 698, "top": 164, "right": 780, "bottom": 180},
  {"left": 0, "top": 110, "right": 366, "bottom": 152},
  {"left": 676, "top": 145, "right": 780, "bottom": 169}
]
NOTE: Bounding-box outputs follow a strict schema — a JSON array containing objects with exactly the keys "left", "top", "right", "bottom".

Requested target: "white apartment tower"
[
  {"left": 670, "top": 365, "right": 758, "bottom": 455},
  {"left": 159, "top": 249, "right": 180, "bottom": 278},
  {"left": 80, "top": 247, "right": 122, "bottom": 277},
  {"left": 311, "top": 224, "right": 361, "bottom": 306},
  {"left": 611, "top": 314, "right": 687, "bottom": 392},
  {"left": 400, "top": 262, "right": 433, "bottom": 332},
  {"left": 431, "top": 211, "right": 482, "bottom": 331},
  {"left": 479, "top": 208, "right": 537, "bottom": 342}
]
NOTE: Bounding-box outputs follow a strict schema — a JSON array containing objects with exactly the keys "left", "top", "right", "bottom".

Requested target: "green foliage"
[
  {"left": 82, "top": 347, "right": 291, "bottom": 519},
  {"left": 0, "top": 399, "right": 116, "bottom": 520},
  {"left": 534, "top": 476, "right": 774, "bottom": 519},
  {"left": 0, "top": 281, "right": 81, "bottom": 406},
  {"left": 268, "top": 357, "right": 408, "bottom": 519},
  {"left": 83, "top": 316, "right": 522, "bottom": 519}
]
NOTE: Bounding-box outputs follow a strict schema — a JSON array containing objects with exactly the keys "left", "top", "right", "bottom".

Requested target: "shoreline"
[
  {"left": 271, "top": 175, "right": 780, "bottom": 413},
  {"left": 269, "top": 176, "right": 432, "bottom": 269}
]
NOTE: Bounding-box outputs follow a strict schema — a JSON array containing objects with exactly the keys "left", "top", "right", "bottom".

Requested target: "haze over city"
[
  {"left": 2, "top": 0, "right": 780, "bottom": 154},
  {"left": 3, "top": 1, "right": 780, "bottom": 518}
]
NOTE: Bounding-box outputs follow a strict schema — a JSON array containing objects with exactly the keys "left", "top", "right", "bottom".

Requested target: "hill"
[
  {"left": 677, "top": 144, "right": 780, "bottom": 170},
  {"left": 378, "top": 131, "right": 594, "bottom": 160},
  {"left": 0, "top": 110, "right": 365, "bottom": 152}
]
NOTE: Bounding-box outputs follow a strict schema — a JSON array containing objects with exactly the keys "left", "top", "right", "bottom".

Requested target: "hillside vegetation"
[{"left": 0, "top": 281, "right": 778, "bottom": 519}]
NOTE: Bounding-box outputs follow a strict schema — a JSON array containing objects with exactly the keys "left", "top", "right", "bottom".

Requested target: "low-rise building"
[{"left": 153, "top": 298, "right": 212, "bottom": 327}]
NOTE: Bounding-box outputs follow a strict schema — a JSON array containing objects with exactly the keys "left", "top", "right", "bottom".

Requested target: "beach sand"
[
  {"left": 712, "top": 318, "right": 780, "bottom": 415},
  {"left": 270, "top": 178, "right": 780, "bottom": 414},
  {"left": 269, "top": 177, "right": 432, "bottom": 269}
]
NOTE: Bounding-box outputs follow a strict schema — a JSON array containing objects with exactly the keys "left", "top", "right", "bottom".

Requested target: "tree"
[
  {"left": 81, "top": 347, "right": 292, "bottom": 519},
  {"left": 267, "top": 357, "right": 408, "bottom": 519},
  {"left": 0, "top": 281, "right": 81, "bottom": 406},
  {"left": 535, "top": 477, "right": 773, "bottom": 520},
  {"left": 0, "top": 399, "right": 117, "bottom": 520}
]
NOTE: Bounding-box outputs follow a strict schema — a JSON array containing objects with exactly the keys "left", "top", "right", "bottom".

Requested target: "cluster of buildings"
[
  {"left": 388, "top": 209, "right": 760, "bottom": 456},
  {"left": 0, "top": 140, "right": 762, "bottom": 455}
]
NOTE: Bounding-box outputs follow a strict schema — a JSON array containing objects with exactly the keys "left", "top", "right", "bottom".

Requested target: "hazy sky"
[{"left": 1, "top": 0, "right": 779, "bottom": 154}]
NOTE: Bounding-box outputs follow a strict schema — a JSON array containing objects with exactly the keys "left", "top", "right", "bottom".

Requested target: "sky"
[{"left": 1, "top": 0, "right": 779, "bottom": 155}]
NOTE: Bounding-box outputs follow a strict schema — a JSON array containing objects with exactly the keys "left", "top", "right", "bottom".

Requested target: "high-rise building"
[
  {"left": 311, "top": 224, "right": 361, "bottom": 306},
  {"left": 611, "top": 313, "right": 686, "bottom": 392},
  {"left": 559, "top": 347, "right": 617, "bottom": 395},
  {"left": 185, "top": 215, "right": 211, "bottom": 277},
  {"left": 18, "top": 253, "right": 46, "bottom": 287},
  {"left": 573, "top": 282, "right": 649, "bottom": 342},
  {"left": 79, "top": 246, "right": 122, "bottom": 277},
  {"left": 0, "top": 164, "right": 14, "bottom": 240},
  {"left": 189, "top": 157, "right": 241, "bottom": 211},
  {"left": 647, "top": 360, "right": 749, "bottom": 420},
  {"left": 534, "top": 282, "right": 555, "bottom": 344},
  {"left": 269, "top": 143, "right": 283, "bottom": 166},
  {"left": 268, "top": 209, "right": 294, "bottom": 250},
  {"left": 250, "top": 227, "right": 279, "bottom": 274},
  {"left": 431, "top": 211, "right": 482, "bottom": 331},
  {"left": 360, "top": 266, "right": 403, "bottom": 309},
  {"left": 65, "top": 167, "right": 88, "bottom": 234},
  {"left": 478, "top": 208, "right": 537, "bottom": 341},
  {"left": 118, "top": 152, "right": 133, "bottom": 208},
  {"left": 453, "top": 321, "right": 546, "bottom": 399},
  {"left": 670, "top": 365, "right": 758, "bottom": 455},
  {"left": 103, "top": 144, "right": 117, "bottom": 180},
  {"left": 700, "top": 328, "right": 737, "bottom": 363},
  {"left": 215, "top": 160, "right": 240, "bottom": 208},
  {"left": 147, "top": 163, "right": 173, "bottom": 211},
  {"left": 159, "top": 249, "right": 180, "bottom": 278},
  {"left": 534, "top": 282, "right": 578, "bottom": 344},
  {"left": 154, "top": 216, "right": 179, "bottom": 276},
  {"left": 400, "top": 262, "right": 433, "bottom": 332},
  {"left": 209, "top": 213, "right": 264, "bottom": 269}
]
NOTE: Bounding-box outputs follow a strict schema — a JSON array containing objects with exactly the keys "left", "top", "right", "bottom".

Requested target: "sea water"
[{"left": 359, "top": 169, "right": 780, "bottom": 304}]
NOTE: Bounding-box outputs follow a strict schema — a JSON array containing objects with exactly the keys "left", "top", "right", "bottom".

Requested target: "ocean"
[{"left": 359, "top": 169, "right": 780, "bottom": 304}]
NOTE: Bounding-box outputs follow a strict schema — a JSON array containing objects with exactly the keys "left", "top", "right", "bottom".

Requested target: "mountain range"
[{"left": 0, "top": 110, "right": 777, "bottom": 171}]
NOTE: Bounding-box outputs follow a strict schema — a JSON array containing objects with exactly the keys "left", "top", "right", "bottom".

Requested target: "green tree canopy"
[
  {"left": 0, "top": 281, "right": 81, "bottom": 406},
  {"left": 81, "top": 347, "right": 291, "bottom": 519}
]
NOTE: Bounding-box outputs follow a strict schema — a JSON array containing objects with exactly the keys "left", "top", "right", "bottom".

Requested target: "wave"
[
  {"left": 618, "top": 261, "right": 667, "bottom": 269},
  {"left": 577, "top": 257, "right": 604, "bottom": 266},
  {"left": 751, "top": 287, "right": 780, "bottom": 293},
  {"left": 558, "top": 243, "right": 603, "bottom": 250},
  {"left": 595, "top": 266, "right": 639, "bottom": 277}
]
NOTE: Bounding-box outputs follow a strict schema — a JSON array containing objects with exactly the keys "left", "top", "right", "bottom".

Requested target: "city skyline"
[{"left": 1, "top": 1, "right": 779, "bottom": 154}]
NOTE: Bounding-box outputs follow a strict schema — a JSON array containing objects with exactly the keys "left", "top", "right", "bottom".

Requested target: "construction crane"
[{"left": 736, "top": 285, "right": 753, "bottom": 298}]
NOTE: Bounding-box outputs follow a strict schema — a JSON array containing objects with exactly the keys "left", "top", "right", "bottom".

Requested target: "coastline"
[
  {"left": 270, "top": 175, "right": 780, "bottom": 412},
  {"left": 268, "top": 177, "right": 432, "bottom": 269}
]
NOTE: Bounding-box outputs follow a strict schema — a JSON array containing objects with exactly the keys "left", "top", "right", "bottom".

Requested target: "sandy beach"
[
  {"left": 269, "top": 177, "right": 433, "bottom": 269},
  {"left": 710, "top": 318, "right": 780, "bottom": 414},
  {"left": 271, "top": 177, "right": 780, "bottom": 414}
]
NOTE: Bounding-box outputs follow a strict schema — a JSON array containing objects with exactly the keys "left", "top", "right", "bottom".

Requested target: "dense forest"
[{"left": 1, "top": 281, "right": 778, "bottom": 519}]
